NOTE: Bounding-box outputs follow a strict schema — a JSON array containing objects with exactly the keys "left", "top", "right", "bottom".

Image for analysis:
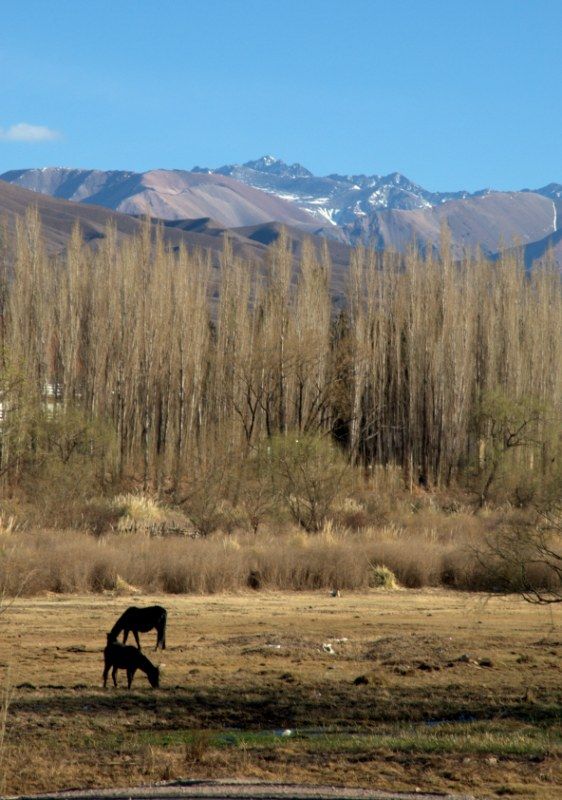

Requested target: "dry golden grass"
[
  {"left": 1, "top": 516, "right": 557, "bottom": 598},
  {"left": 0, "top": 590, "right": 560, "bottom": 798}
]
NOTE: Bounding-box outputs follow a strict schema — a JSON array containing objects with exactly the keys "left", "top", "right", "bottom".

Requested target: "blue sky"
[{"left": 0, "top": 0, "right": 561, "bottom": 191}]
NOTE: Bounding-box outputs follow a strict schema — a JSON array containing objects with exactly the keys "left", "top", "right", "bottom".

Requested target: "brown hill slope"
[
  {"left": 0, "top": 180, "right": 354, "bottom": 296},
  {"left": 1, "top": 168, "right": 319, "bottom": 229},
  {"left": 0, "top": 178, "right": 149, "bottom": 252},
  {"left": 517, "top": 227, "right": 562, "bottom": 269}
]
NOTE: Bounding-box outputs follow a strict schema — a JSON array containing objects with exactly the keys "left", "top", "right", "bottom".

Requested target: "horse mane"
[{"left": 108, "top": 608, "right": 133, "bottom": 640}]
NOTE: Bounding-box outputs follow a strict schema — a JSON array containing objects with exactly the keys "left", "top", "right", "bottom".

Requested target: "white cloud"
[{"left": 0, "top": 123, "right": 61, "bottom": 142}]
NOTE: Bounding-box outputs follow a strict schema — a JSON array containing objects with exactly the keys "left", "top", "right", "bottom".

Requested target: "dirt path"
[{"left": 10, "top": 778, "right": 480, "bottom": 800}]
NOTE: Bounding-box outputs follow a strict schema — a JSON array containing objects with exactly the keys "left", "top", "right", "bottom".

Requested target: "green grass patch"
[{"left": 82, "top": 721, "right": 560, "bottom": 759}]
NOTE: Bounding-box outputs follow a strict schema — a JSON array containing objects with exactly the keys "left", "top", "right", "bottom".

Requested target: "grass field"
[{"left": 0, "top": 590, "right": 560, "bottom": 798}]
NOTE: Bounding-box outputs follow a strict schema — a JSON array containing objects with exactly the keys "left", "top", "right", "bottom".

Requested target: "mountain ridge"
[
  {"left": 2, "top": 160, "right": 561, "bottom": 261},
  {"left": 0, "top": 167, "right": 322, "bottom": 231}
]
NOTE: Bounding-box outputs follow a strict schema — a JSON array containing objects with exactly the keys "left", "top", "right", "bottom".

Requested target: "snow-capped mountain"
[
  {"left": 200, "top": 156, "right": 476, "bottom": 227},
  {"left": 1, "top": 158, "right": 560, "bottom": 258},
  {"left": 194, "top": 156, "right": 560, "bottom": 254}
]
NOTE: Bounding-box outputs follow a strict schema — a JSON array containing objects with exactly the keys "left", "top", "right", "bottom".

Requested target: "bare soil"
[{"left": 8, "top": 777, "right": 480, "bottom": 799}]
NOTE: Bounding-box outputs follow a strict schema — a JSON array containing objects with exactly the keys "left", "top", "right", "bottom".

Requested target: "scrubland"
[{"left": 0, "top": 505, "right": 557, "bottom": 598}]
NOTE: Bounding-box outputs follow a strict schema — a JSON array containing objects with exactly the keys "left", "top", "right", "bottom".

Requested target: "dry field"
[{"left": 0, "top": 590, "right": 560, "bottom": 799}]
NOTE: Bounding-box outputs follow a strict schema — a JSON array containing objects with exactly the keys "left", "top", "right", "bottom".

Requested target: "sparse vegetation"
[
  {"left": 0, "top": 592, "right": 560, "bottom": 798},
  {"left": 0, "top": 510, "right": 557, "bottom": 595}
]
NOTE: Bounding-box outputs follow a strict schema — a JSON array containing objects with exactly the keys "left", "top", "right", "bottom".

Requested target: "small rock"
[
  {"left": 478, "top": 658, "right": 493, "bottom": 668},
  {"left": 457, "top": 654, "right": 471, "bottom": 663},
  {"left": 486, "top": 756, "right": 498, "bottom": 765},
  {"left": 322, "top": 643, "right": 336, "bottom": 655},
  {"left": 417, "top": 661, "right": 433, "bottom": 671},
  {"left": 353, "top": 675, "right": 369, "bottom": 685}
]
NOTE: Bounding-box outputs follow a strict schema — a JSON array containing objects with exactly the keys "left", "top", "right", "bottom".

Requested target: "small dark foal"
[{"left": 103, "top": 635, "right": 160, "bottom": 689}]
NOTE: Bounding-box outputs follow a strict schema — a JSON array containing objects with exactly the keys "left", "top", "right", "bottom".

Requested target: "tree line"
[{"left": 0, "top": 210, "right": 560, "bottom": 499}]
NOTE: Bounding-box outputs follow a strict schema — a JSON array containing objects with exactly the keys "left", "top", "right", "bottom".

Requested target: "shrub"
[
  {"left": 184, "top": 730, "right": 213, "bottom": 764},
  {"left": 369, "top": 564, "right": 398, "bottom": 589},
  {"left": 89, "top": 558, "right": 117, "bottom": 592},
  {"left": 332, "top": 497, "right": 369, "bottom": 530},
  {"left": 268, "top": 433, "right": 351, "bottom": 532}
]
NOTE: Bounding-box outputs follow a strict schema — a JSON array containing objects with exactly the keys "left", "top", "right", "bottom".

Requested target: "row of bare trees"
[{"left": 0, "top": 210, "right": 560, "bottom": 496}]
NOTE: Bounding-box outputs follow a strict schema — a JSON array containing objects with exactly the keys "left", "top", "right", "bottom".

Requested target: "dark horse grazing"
[
  {"left": 108, "top": 605, "right": 167, "bottom": 651},
  {"left": 103, "top": 635, "right": 160, "bottom": 689}
]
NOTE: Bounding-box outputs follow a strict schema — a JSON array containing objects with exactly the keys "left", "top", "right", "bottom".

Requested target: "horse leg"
[
  {"left": 127, "top": 668, "right": 135, "bottom": 689},
  {"left": 156, "top": 617, "right": 166, "bottom": 650},
  {"left": 133, "top": 629, "right": 141, "bottom": 650},
  {"left": 102, "top": 664, "right": 110, "bottom": 688},
  {"left": 123, "top": 629, "right": 129, "bottom": 645},
  {"left": 112, "top": 666, "right": 118, "bottom": 687}
]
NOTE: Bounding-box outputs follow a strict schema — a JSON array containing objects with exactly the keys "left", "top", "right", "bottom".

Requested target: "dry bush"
[
  {"left": 30, "top": 493, "right": 194, "bottom": 538},
  {"left": 178, "top": 457, "right": 241, "bottom": 536},
  {"left": 77, "top": 500, "right": 124, "bottom": 536},
  {"left": 0, "top": 531, "right": 125, "bottom": 595},
  {"left": 88, "top": 556, "right": 119, "bottom": 592},
  {"left": 183, "top": 731, "right": 213, "bottom": 764},
  {"left": 369, "top": 564, "right": 398, "bottom": 589},
  {"left": 0, "top": 491, "right": 558, "bottom": 596},
  {"left": 268, "top": 434, "right": 351, "bottom": 532},
  {"left": 111, "top": 494, "right": 190, "bottom": 535},
  {"left": 0, "top": 521, "right": 482, "bottom": 595},
  {"left": 237, "top": 454, "right": 277, "bottom": 534},
  {"left": 331, "top": 496, "right": 370, "bottom": 530}
]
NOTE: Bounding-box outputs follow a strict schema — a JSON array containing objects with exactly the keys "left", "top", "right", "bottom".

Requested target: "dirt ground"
[
  {"left": 0, "top": 590, "right": 560, "bottom": 798},
  {"left": 6, "top": 777, "right": 483, "bottom": 800}
]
